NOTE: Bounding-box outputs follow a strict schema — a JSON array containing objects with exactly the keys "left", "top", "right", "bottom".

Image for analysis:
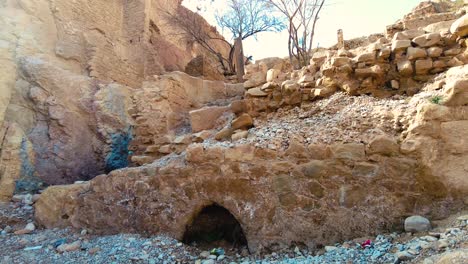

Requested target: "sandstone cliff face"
[{"left": 0, "top": 0, "right": 229, "bottom": 198}]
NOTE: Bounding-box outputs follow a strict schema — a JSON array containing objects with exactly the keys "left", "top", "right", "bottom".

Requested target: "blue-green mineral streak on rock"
[
  {"left": 15, "top": 137, "right": 45, "bottom": 193},
  {"left": 105, "top": 127, "right": 133, "bottom": 172}
]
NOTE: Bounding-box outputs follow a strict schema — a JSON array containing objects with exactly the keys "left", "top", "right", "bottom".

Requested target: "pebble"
[
  {"left": 14, "top": 228, "right": 32, "bottom": 235},
  {"left": 57, "top": 241, "right": 81, "bottom": 253},
  {"left": 25, "top": 223, "right": 35, "bottom": 231},
  {"left": 23, "top": 194, "right": 33, "bottom": 205},
  {"left": 88, "top": 247, "right": 100, "bottom": 254},
  {"left": 200, "top": 251, "right": 210, "bottom": 258},
  {"left": 24, "top": 246, "right": 43, "bottom": 251},
  {"left": 395, "top": 251, "right": 416, "bottom": 261},
  {"left": 324, "top": 246, "right": 338, "bottom": 252},
  {"left": 421, "top": 235, "right": 438, "bottom": 242},
  {"left": 3, "top": 226, "right": 12, "bottom": 233},
  {"left": 437, "top": 239, "right": 450, "bottom": 249}
]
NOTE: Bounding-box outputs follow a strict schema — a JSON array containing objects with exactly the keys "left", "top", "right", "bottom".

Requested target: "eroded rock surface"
[
  {"left": 0, "top": 0, "right": 463, "bottom": 257},
  {"left": 0, "top": 0, "right": 230, "bottom": 200}
]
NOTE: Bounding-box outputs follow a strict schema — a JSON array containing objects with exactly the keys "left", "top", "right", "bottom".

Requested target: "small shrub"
[{"left": 430, "top": 95, "right": 444, "bottom": 105}]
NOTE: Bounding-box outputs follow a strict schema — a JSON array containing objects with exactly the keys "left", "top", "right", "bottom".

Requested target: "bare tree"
[
  {"left": 161, "top": 5, "right": 235, "bottom": 75},
  {"left": 216, "top": 0, "right": 285, "bottom": 79},
  {"left": 266, "top": 0, "right": 326, "bottom": 68},
  {"left": 216, "top": 0, "right": 285, "bottom": 40},
  {"left": 163, "top": 0, "right": 284, "bottom": 78}
]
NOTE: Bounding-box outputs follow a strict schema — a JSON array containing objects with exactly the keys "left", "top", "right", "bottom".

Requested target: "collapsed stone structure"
[{"left": 0, "top": 0, "right": 464, "bottom": 254}]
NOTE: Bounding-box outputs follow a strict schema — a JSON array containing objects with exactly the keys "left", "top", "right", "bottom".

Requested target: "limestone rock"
[
  {"left": 397, "top": 60, "right": 414, "bottom": 76},
  {"left": 297, "top": 75, "right": 315, "bottom": 87},
  {"left": 266, "top": 69, "right": 281, "bottom": 82},
  {"left": 35, "top": 183, "right": 90, "bottom": 228},
  {"left": 415, "top": 59, "right": 433, "bottom": 75},
  {"left": 246, "top": 87, "right": 268, "bottom": 97},
  {"left": 355, "top": 65, "right": 384, "bottom": 78},
  {"left": 450, "top": 14, "right": 468, "bottom": 37},
  {"left": 367, "top": 135, "right": 399, "bottom": 156},
  {"left": 189, "top": 106, "right": 229, "bottom": 133},
  {"left": 311, "top": 50, "right": 330, "bottom": 64},
  {"left": 231, "top": 114, "right": 254, "bottom": 130},
  {"left": 244, "top": 72, "right": 267, "bottom": 89},
  {"left": 392, "top": 40, "right": 412, "bottom": 52},
  {"left": 444, "top": 48, "right": 462, "bottom": 56},
  {"left": 378, "top": 47, "right": 391, "bottom": 60},
  {"left": 427, "top": 47, "right": 443, "bottom": 58},
  {"left": 407, "top": 47, "right": 427, "bottom": 60},
  {"left": 230, "top": 100, "right": 247, "bottom": 114},
  {"left": 232, "top": 130, "right": 249, "bottom": 141},
  {"left": 261, "top": 82, "right": 279, "bottom": 92},
  {"left": 443, "top": 79, "right": 468, "bottom": 106},
  {"left": 131, "top": 156, "right": 154, "bottom": 166},
  {"left": 424, "top": 20, "right": 455, "bottom": 33},
  {"left": 215, "top": 127, "right": 234, "bottom": 141},
  {"left": 352, "top": 162, "right": 379, "bottom": 178},
  {"left": 332, "top": 57, "right": 352, "bottom": 67},
  {"left": 313, "top": 87, "right": 336, "bottom": 98},
  {"left": 331, "top": 143, "right": 366, "bottom": 161},
  {"left": 356, "top": 52, "right": 375, "bottom": 63},
  {"left": 405, "top": 215, "right": 431, "bottom": 232},
  {"left": 413, "top": 33, "right": 441, "bottom": 47},
  {"left": 393, "top": 29, "right": 426, "bottom": 40}
]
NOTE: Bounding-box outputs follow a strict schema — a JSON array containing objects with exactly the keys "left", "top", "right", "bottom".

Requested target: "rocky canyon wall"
[{"left": 0, "top": 0, "right": 229, "bottom": 200}]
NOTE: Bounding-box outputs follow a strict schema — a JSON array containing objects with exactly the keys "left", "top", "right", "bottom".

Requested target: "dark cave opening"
[{"left": 183, "top": 204, "right": 248, "bottom": 250}]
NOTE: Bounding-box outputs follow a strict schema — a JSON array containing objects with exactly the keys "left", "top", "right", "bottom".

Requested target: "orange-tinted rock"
[
  {"left": 35, "top": 183, "right": 90, "bottom": 229},
  {"left": 231, "top": 114, "right": 254, "bottom": 130}
]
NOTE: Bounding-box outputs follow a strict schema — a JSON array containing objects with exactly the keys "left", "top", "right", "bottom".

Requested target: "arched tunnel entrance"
[{"left": 183, "top": 204, "right": 248, "bottom": 251}]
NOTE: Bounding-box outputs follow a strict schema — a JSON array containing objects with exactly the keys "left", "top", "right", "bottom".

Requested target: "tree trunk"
[{"left": 234, "top": 37, "right": 245, "bottom": 83}]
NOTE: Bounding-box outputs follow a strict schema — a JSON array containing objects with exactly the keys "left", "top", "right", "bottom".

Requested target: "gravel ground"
[
  {"left": 203, "top": 92, "right": 425, "bottom": 151},
  {"left": 1, "top": 200, "right": 467, "bottom": 264}
]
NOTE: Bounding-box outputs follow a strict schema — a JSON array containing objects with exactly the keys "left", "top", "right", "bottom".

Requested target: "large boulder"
[
  {"left": 443, "top": 80, "right": 468, "bottom": 106},
  {"left": 35, "top": 183, "right": 90, "bottom": 228},
  {"left": 443, "top": 65, "right": 468, "bottom": 106},
  {"left": 450, "top": 14, "right": 468, "bottom": 38},
  {"left": 404, "top": 215, "right": 431, "bottom": 232},
  {"left": 189, "top": 106, "right": 230, "bottom": 133}
]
